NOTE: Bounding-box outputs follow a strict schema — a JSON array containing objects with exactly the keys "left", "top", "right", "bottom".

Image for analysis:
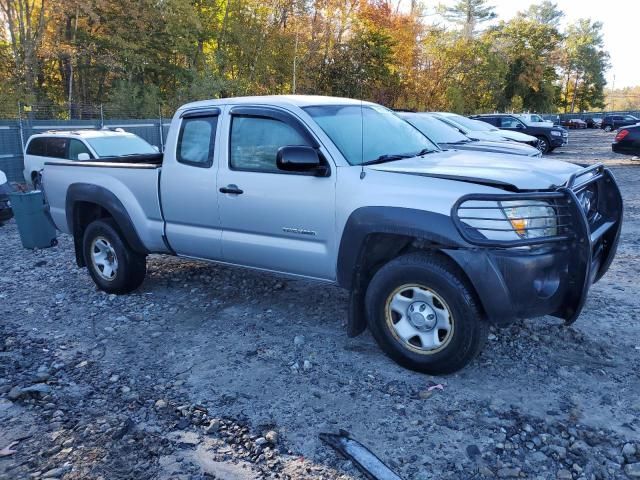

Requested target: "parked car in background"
[
  {"left": 612, "top": 124, "right": 640, "bottom": 156},
  {"left": 515, "top": 114, "right": 554, "bottom": 126},
  {"left": 23, "top": 129, "right": 160, "bottom": 188},
  {"left": 42, "top": 95, "right": 623, "bottom": 374},
  {"left": 0, "top": 170, "right": 14, "bottom": 225},
  {"left": 430, "top": 112, "right": 541, "bottom": 149},
  {"left": 601, "top": 114, "right": 640, "bottom": 132},
  {"left": 470, "top": 114, "right": 568, "bottom": 154},
  {"left": 562, "top": 118, "right": 588, "bottom": 129},
  {"left": 584, "top": 116, "right": 603, "bottom": 129},
  {"left": 397, "top": 112, "right": 541, "bottom": 157}
]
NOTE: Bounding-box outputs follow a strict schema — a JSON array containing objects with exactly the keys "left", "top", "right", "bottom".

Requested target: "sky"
[{"left": 435, "top": 0, "right": 638, "bottom": 89}]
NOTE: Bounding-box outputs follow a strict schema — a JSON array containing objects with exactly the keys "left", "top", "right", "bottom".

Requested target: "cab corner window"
[
  {"left": 230, "top": 115, "right": 310, "bottom": 173},
  {"left": 177, "top": 116, "right": 217, "bottom": 167}
]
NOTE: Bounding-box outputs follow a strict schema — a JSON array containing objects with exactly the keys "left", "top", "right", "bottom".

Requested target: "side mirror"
[
  {"left": 0, "top": 171, "right": 7, "bottom": 185},
  {"left": 77, "top": 153, "right": 90, "bottom": 161},
  {"left": 276, "top": 146, "right": 326, "bottom": 175},
  {"left": 515, "top": 123, "right": 524, "bottom": 129}
]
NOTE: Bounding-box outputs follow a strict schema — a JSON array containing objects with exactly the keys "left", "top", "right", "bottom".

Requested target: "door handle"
[{"left": 219, "top": 184, "right": 244, "bottom": 195}]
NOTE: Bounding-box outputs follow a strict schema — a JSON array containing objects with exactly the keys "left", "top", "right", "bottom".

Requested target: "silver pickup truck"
[{"left": 43, "top": 95, "right": 623, "bottom": 374}]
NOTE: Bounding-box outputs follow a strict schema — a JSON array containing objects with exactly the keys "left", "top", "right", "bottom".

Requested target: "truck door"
[
  {"left": 160, "top": 109, "right": 223, "bottom": 259},
  {"left": 216, "top": 106, "right": 336, "bottom": 280}
]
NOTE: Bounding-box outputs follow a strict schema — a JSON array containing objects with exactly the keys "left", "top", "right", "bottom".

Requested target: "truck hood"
[{"left": 368, "top": 150, "right": 582, "bottom": 191}]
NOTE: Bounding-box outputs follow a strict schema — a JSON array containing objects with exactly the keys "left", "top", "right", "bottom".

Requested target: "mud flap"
[
  {"left": 320, "top": 430, "right": 403, "bottom": 480},
  {"left": 347, "top": 286, "right": 367, "bottom": 337}
]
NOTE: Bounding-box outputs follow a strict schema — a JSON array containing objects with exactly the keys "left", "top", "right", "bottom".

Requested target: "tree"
[
  {"left": 0, "top": 0, "right": 47, "bottom": 101},
  {"left": 518, "top": 1, "right": 563, "bottom": 27},
  {"left": 493, "top": 16, "right": 562, "bottom": 112},
  {"left": 438, "top": 0, "right": 496, "bottom": 38},
  {"left": 559, "top": 19, "right": 609, "bottom": 112}
]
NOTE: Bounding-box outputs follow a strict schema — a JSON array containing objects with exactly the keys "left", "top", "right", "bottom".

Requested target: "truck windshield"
[
  {"left": 400, "top": 113, "right": 469, "bottom": 144},
  {"left": 86, "top": 135, "right": 157, "bottom": 158},
  {"left": 304, "top": 105, "right": 438, "bottom": 165}
]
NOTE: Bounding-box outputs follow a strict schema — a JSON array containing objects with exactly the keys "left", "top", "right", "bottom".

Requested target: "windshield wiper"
[
  {"left": 361, "top": 153, "right": 414, "bottom": 166},
  {"left": 361, "top": 148, "right": 436, "bottom": 166},
  {"left": 413, "top": 148, "right": 437, "bottom": 156}
]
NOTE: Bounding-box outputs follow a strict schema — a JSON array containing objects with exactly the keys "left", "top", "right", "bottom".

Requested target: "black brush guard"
[{"left": 451, "top": 164, "right": 623, "bottom": 324}]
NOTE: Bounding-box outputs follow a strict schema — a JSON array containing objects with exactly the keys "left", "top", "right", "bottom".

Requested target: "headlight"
[
  {"left": 500, "top": 200, "right": 557, "bottom": 238},
  {"left": 550, "top": 130, "right": 562, "bottom": 137}
]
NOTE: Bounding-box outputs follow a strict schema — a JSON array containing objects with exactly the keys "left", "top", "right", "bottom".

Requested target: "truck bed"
[{"left": 43, "top": 158, "right": 169, "bottom": 253}]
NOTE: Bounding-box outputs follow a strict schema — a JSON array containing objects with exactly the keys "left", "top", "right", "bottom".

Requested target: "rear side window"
[
  {"left": 45, "top": 138, "right": 68, "bottom": 158},
  {"left": 177, "top": 116, "right": 217, "bottom": 167},
  {"left": 230, "top": 116, "right": 310, "bottom": 173},
  {"left": 479, "top": 117, "right": 498, "bottom": 127},
  {"left": 26, "top": 137, "right": 46, "bottom": 156},
  {"left": 67, "top": 139, "right": 92, "bottom": 160}
]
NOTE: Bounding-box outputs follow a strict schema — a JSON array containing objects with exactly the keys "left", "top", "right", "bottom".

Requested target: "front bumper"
[
  {"left": 551, "top": 132, "right": 569, "bottom": 147},
  {"left": 448, "top": 165, "right": 623, "bottom": 325}
]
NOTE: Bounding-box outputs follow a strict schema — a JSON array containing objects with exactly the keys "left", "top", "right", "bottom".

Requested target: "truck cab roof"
[{"left": 178, "top": 94, "right": 377, "bottom": 112}]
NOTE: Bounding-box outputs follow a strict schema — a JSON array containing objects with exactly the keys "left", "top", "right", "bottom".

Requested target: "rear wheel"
[
  {"left": 536, "top": 136, "right": 551, "bottom": 154},
  {"left": 365, "top": 252, "right": 488, "bottom": 375},
  {"left": 83, "top": 218, "right": 146, "bottom": 294},
  {"left": 604, "top": 125, "right": 613, "bottom": 132}
]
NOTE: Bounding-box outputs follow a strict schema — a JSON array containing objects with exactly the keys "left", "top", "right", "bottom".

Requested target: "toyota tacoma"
[{"left": 42, "top": 96, "right": 623, "bottom": 374}]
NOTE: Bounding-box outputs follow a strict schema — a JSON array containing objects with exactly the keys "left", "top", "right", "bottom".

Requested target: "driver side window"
[
  {"left": 68, "top": 139, "right": 92, "bottom": 160},
  {"left": 229, "top": 116, "right": 310, "bottom": 173}
]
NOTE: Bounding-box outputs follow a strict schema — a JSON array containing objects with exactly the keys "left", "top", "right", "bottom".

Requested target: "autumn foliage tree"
[{"left": 0, "top": 0, "right": 613, "bottom": 117}]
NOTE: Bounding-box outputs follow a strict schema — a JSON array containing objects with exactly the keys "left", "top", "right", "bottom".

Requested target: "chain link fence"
[{"left": 0, "top": 103, "right": 174, "bottom": 182}]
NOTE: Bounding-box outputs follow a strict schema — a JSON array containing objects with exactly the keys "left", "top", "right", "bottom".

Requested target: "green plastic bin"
[{"left": 8, "top": 191, "right": 57, "bottom": 249}]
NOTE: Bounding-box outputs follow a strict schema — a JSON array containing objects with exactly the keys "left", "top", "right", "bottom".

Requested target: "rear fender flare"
[{"left": 66, "top": 183, "right": 149, "bottom": 265}]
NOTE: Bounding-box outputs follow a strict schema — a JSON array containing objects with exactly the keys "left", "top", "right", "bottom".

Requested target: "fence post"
[
  {"left": 99, "top": 104, "right": 104, "bottom": 129},
  {"left": 17, "top": 101, "right": 25, "bottom": 154},
  {"left": 158, "top": 105, "right": 165, "bottom": 153}
]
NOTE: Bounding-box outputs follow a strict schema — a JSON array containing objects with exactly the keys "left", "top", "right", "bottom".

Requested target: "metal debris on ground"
[{"left": 319, "top": 430, "right": 404, "bottom": 480}]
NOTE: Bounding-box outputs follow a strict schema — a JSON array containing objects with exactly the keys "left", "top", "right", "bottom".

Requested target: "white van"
[{"left": 23, "top": 129, "right": 158, "bottom": 188}]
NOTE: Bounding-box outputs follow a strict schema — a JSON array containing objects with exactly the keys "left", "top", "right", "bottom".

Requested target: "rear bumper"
[
  {"left": 448, "top": 165, "right": 623, "bottom": 325},
  {"left": 612, "top": 142, "right": 640, "bottom": 156}
]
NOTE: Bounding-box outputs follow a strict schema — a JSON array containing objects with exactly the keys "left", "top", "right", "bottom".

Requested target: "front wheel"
[
  {"left": 83, "top": 218, "right": 146, "bottom": 294},
  {"left": 365, "top": 252, "right": 488, "bottom": 375},
  {"left": 536, "top": 136, "right": 551, "bottom": 154}
]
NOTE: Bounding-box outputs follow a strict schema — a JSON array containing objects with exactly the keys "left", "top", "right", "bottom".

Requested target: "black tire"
[
  {"left": 365, "top": 252, "right": 488, "bottom": 375},
  {"left": 536, "top": 136, "right": 551, "bottom": 154},
  {"left": 604, "top": 125, "right": 613, "bottom": 132},
  {"left": 82, "top": 218, "right": 146, "bottom": 294}
]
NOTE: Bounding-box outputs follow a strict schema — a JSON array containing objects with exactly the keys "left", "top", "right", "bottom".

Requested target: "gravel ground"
[{"left": 1, "top": 129, "right": 639, "bottom": 480}]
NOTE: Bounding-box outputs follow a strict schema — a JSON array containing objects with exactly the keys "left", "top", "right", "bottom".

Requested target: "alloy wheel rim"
[
  {"left": 538, "top": 139, "right": 548, "bottom": 152},
  {"left": 385, "top": 284, "right": 454, "bottom": 355},
  {"left": 90, "top": 236, "right": 118, "bottom": 281}
]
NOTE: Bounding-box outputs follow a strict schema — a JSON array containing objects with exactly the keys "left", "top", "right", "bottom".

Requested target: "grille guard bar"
[
  {"left": 451, "top": 164, "right": 623, "bottom": 324},
  {"left": 451, "top": 163, "right": 619, "bottom": 249}
]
